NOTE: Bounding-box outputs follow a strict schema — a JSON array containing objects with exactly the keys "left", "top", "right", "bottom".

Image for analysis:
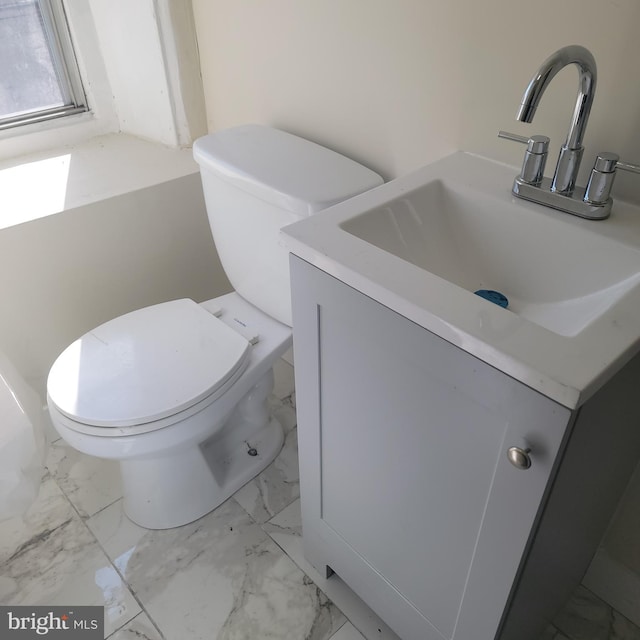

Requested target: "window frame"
[{"left": 0, "top": 0, "right": 88, "bottom": 132}]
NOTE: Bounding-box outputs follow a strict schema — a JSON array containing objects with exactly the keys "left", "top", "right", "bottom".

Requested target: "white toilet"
[{"left": 46, "top": 125, "right": 383, "bottom": 529}]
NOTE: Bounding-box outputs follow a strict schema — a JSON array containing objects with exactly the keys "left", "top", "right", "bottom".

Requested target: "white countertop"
[{"left": 282, "top": 152, "right": 640, "bottom": 410}]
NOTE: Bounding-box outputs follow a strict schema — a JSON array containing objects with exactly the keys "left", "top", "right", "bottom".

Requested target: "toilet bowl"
[
  {"left": 46, "top": 125, "right": 383, "bottom": 529},
  {"left": 47, "top": 293, "right": 291, "bottom": 529}
]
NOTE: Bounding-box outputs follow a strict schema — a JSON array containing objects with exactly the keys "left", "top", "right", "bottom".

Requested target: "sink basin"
[
  {"left": 340, "top": 178, "right": 640, "bottom": 337},
  {"left": 282, "top": 152, "right": 640, "bottom": 408}
]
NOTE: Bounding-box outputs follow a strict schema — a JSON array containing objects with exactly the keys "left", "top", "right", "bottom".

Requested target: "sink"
[
  {"left": 339, "top": 178, "right": 640, "bottom": 337},
  {"left": 282, "top": 152, "right": 640, "bottom": 408}
]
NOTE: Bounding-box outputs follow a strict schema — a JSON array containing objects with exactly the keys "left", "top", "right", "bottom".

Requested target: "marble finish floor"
[
  {"left": 1, "top": 384, "right": 392, "bottom": 640},
  {"left": 542, "top": 587, "right": 640, "bottom": 640},
  {"left": 2, "top": 364, "right": 639, "bottom": 640}
]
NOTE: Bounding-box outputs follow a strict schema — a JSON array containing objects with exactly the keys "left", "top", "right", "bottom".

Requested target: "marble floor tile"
[
  {"left": 268, "top": 393, "right": 298, "bottom": 434},
  {"left": 273, "top": 357, "right": 296, "bottom": 400},
  {"left": 328, "top": 622, "right": 367, "bottom": 640},
  {"left": 540, "top": 625, "right": 572, "bottom": 640},
  {"left": 45, "top": 438, "right": 122, "bottom": 519},
  {"left": 107, "top": 612, "right": 163, "bottom": 640},
  {"left": 583, "top": 549, "right": 640, "bottom": 630},
  {"left": 0, "top": 476, "right": 139, "bottom": 637},
  {"left": 7, "top": 392, "right": 639, "bottom": 640},
  {"left": 85, "top": 499, "right": 150, "bottom": 575},
  {"left": 233, "top": 426, "right": 300, "bottom": 524},
  {"left": 263, "top": 499, "right": 401, "bottom": 640},
  {"left": 88, "top": 497, "right": 345, "bottom": 640},
  {"left": 552, "top": 585, "right": 640, "bottom": 640},
  {"left": 0, "top": 474, "right": 75, "bottom": 563}
]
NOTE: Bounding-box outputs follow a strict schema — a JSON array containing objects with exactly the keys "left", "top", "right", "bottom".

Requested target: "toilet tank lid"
[{"left": 193, "top": 125, "right": 383, "bottom": 217}]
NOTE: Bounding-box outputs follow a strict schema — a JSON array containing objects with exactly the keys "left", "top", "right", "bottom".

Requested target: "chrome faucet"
[
  {"left": 518, "top": 45, "right": 596, "bottom": 195},
  {"left": 499, "top": 45, "right": 640, "bottom": 220}
]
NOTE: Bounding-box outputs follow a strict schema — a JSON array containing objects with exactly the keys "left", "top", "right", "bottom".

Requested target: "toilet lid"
[{"left": 47, "top": 299, "right": 250, "bottom": 428}]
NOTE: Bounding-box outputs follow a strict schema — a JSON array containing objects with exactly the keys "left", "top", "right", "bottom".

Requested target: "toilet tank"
[{"left": 193, "top": 125, "right": 383, "bottom": 326}]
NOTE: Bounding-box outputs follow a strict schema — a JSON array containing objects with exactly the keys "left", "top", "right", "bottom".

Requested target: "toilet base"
[{"left": 120, "top": 416, "right": 284, "bottom": 529}]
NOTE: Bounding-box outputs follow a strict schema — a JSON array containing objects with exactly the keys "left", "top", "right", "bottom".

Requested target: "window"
[{"left": 0, "top": 0, "right": 87, "bottom": 131}]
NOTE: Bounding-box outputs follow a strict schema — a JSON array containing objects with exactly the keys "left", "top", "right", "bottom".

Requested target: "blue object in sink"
[{"left": 474, "top": 289, "right": 509, "bottom": 308}]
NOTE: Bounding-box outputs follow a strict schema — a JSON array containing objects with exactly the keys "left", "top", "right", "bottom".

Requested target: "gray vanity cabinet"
[{"left": 291, "top": 255, "right": 573, "bottom": 640}]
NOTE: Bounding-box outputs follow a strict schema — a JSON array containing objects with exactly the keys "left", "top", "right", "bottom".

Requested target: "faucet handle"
[
  {"left": 584, "top": 153, "right": 640, "bottom": 205},
  {"left": 498, "top": 131, "right": 549, "bottom": 152},
  {"left": 498, "top": 131, "right": 550, "bottom": 186},
  {"left": 616, "top": 159, "right": 640, "bottom": 175}
]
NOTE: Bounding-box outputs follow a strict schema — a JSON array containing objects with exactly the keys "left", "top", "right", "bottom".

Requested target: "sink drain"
[{"left": 474, "top": 289, "right": 509, "bottom": 308}]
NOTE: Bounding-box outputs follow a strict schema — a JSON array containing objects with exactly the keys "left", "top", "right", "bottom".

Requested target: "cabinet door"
[{"left": 291, "top": 257, "right": 571, "bottom": 640}]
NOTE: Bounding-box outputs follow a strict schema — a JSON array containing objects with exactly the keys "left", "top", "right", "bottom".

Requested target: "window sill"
[{"left": 0, "top": 133, "right": 199, "bottom": 230}]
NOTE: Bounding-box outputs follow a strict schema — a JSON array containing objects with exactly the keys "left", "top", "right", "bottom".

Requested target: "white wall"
[
  {"left": 0, "top": 0, "right": 213, "bottom": 390},
  {"left": 192, "top": 0, "right": 640, "bottom": 202},
  {"left": 0, "top": 173, "right": 230, "bottom": 397},
  {"left": 88, "top": 0, "right": 207, "bottom": 147},
  {"left": 191, "top": 0, "right": 640, "bottom": 609}
]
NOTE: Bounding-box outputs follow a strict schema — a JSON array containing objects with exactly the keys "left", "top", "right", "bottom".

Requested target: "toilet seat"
[{"left": 47, "top": 299, "right": 251, "bottom": 432}]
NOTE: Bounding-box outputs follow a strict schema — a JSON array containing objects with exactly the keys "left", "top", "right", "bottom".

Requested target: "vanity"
[{"left": 282, "top": 152, "right": 640, "bottom": 640}]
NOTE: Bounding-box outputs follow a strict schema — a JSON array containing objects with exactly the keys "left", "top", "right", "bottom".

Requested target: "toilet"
[{"left": 46, "top": 125, "right": 383, "bottom": 529}]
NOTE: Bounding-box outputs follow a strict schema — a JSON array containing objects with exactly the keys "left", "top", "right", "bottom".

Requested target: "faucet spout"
[{"left": 517, "top": 45, "right": 597, "bottom": 194}]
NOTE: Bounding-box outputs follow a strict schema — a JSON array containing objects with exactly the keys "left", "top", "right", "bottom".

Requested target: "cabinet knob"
[{"left": 507, "top": 446, "right": 532, "bottom": 470}]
